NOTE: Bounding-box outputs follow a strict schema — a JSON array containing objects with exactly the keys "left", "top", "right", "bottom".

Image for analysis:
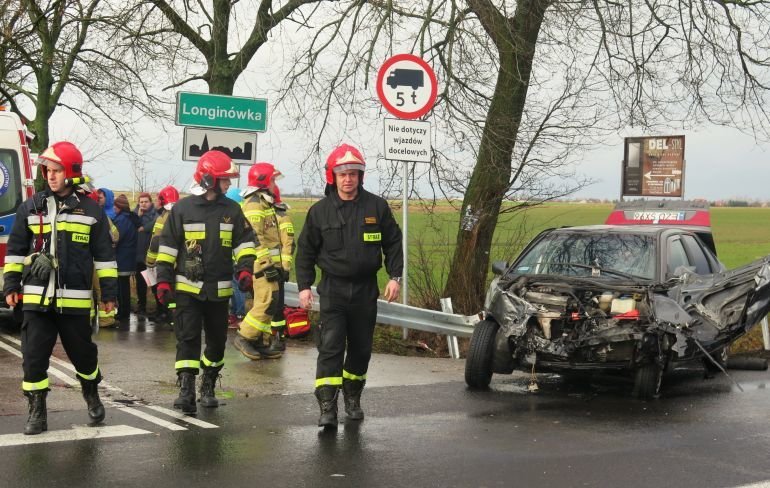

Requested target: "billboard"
[{"left": 622, "top": 135, "right": 685, "bottom": 197}]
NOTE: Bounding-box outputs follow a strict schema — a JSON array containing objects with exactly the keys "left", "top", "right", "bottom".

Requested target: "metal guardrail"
[{"left": 284, "top": 282, "right": 478, "bottom": 340}]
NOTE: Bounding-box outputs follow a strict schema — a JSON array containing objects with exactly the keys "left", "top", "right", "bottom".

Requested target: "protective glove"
[
  {"left": 157, "top": 282, "right": 175, "bottom": 306},
  {"left": 237, "top": 270, "right": 253, "bottom": 292},
  {"left": 29, "top": 252, "right": 54, "bottom": 281},
  {"left": 264, "top": 265, "right": 280, "bottom": 282}
]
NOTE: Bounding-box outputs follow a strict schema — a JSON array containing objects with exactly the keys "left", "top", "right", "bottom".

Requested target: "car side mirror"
[{"left": 491, "top": 261, "right": 509, "bottom": 276}]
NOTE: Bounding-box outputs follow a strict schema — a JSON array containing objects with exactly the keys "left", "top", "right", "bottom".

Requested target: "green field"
[
  {"left": 287, "top": 199, "right": 770, "bottom": 281},
  {"left": 287, "top": 199, "right": 770, "bottom": 352}
]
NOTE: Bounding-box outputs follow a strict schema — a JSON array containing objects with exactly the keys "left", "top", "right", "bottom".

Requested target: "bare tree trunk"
[
  {"left": 207, "top": 73, "right": 236, "bottom": 96},
  {"left": 443, "top": 0, "right": 549, "bottom": 314}
]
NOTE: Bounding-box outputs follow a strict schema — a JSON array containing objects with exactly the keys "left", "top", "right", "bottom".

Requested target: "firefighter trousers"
[
  {"left": 315, "top": 276, "right": 379, "bottom": 389},
  {"left": 271, "top": 279, "right": 286, "bottom": 331},
  {"left": 174, "top": 293, "right": 228, "bottom": 374},
  {"left": 239, "top": 275, "right": 278, "bottom": 340},
  {"left": 22, "top": 310, "right": 101, "bottom": 390}
]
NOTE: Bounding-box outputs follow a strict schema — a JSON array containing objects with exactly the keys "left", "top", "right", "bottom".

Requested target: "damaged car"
[{"left": 465, "top": 225, "right": 770, "bottom": 398}]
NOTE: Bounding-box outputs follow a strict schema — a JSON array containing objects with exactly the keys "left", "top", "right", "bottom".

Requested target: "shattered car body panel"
[{"left": 477, "top": 225, "right": 770, "bottom": 395}]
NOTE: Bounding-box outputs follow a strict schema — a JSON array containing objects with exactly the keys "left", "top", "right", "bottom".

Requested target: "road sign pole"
[{"left": 402, "top": 160, "right": 409, "bottom": 340}]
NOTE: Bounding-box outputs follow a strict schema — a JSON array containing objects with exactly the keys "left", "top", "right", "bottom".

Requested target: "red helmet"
[
  {"left": 37, "top": 141, "right": 83, "bottom": 179},
  {"left": 158, "top": 185, "right": 180, "bottom": 207},
  {"left": 193, "top": 150, "right": 238, "bottom": 190},
  {"left": 325, "top": 144, "right": 365, "bottom": 185},
  {"left": 247, "top": 162, "right": 282, "bottom": 189}
]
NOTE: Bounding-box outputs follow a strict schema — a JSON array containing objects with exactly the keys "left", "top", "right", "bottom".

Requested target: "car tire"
[
  {"left": 465, "top": 319, "right": 499, "bottom": 389},
  {"left": 633, "top": 363, "right": 662, "bottom": 399}
]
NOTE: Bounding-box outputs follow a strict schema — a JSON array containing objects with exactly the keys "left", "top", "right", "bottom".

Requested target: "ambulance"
[{"left": 0, "top": 108, "right": 36, "bottom": 317}]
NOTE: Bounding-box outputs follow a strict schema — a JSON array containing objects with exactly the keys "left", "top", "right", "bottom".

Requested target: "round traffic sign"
[{"left": 376, "top": 54, "right": 438, "bottom": 119}]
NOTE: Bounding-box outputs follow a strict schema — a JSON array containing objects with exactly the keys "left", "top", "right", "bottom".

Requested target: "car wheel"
[
  {"left": 633, "top": 363, "right": 662, "bottom": 399},
  {"left": 465, "top": 319, "right": 499, "bottom": 389}
]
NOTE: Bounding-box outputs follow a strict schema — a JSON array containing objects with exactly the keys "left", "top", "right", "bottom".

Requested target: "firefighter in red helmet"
[
  {"left": 145, "top": 185, "right": 180, "bottom": 324},
  {"left": 155, "top": 151, "right": 270, "bottom": 414},
  {"left": 233, "top": 162, "right": 294, "bottom": 359},
  {"left": 3, "top": 141, "right": 118, "bottom": 434},
  {"left": 295, "top": 143, "right": 403, "bottom": 428}
]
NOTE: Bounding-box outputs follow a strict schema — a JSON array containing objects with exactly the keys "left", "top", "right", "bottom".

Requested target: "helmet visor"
[{"left": 332, "top": 163, "right": 365, "bottom": 174}]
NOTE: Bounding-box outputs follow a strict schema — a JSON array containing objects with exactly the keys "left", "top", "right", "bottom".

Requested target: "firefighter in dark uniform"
[
  {"left": 155, "top": 150, "right": 260, "bottom": 414},
  {"left": 295, "top": 143, "right": 403, "bottom": 428},
  {"left": 3, "top": 142, "right": 118, "bottom": 435}
]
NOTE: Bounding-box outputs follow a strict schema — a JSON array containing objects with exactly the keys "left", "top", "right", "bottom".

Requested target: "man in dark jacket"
[
  {"left": 134, "top": 192, "right": 158, "bottom": 317},
  {"left": 113, "top": 194, "right": 138, "bottom": 321},
  {"left": 155, "top": 150, "right": 262, "bottom": 414},
  {"left": 295, "top": 143, "right": 403, "bottom": 428},
  {"left": 3, "top": 142, "right": 118, "bottom": 435}
]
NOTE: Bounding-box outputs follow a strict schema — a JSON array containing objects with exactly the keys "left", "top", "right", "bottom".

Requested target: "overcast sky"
[
  {"left": 572, "top": 127, "right": 770, "bottom": 201},
  {"left": 35, "top": 22, "right": 769, "bottom": 203},
  {"left": 50, "top": 106, "right": 768, "bottom": 203}
]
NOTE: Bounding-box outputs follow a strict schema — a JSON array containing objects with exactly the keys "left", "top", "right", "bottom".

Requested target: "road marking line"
[
  {"left": 109, "top": 403, "right": 187, "bottom": 431},
  {"left": 144, "top": 405, "right": 219, "bottom": 429},
  {"left": 1, "top": 333, "right": 78, "bottom": 373},
  {"left": 0, "top": 333, "right": 199, "bottom": 432},
  {"left": 0, "top": 339, "right": 77, "bottom": 386},
  {"left": 0, "top": 425, "right": 151, "bottom": 447}
]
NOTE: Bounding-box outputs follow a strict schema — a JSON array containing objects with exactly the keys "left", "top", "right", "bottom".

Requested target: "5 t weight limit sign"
[{"left": 376, "top": 54, "right": 438, "bottom": 119}]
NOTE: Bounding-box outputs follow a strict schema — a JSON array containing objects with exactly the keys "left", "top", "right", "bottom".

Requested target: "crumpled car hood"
[{"left": 486, "top": 257, "right": 770, "bottom": 364}]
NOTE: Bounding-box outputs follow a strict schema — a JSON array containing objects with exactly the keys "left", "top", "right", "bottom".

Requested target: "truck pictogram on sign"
[{"left": 387, "top": 69, "right": 424, "bottom": 90}]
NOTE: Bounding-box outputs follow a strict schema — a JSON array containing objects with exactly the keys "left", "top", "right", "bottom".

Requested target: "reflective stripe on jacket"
[
  {"left": 156, "top": 194, "right": 257, "bottom": 301},
  {"left": 145, "top": 210, "right": 170, "bottom": 267},
  {"left": 242, "top": 191, "right": 295, "bottom": 273},
  {"left": 2, "top": 190, "right": 118, "bottom": 315},
  {"left": 295, "top": 188, "right": 403, "bottom": 291}
]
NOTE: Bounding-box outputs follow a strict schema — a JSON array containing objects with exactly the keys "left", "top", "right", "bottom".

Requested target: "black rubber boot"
[
  {"left": 174, "top": 371, "right": 197, "bottom": 414},
  {"left": 268, "top": 328, "right": 286, "bottom": 354},
  {"left": 23, "top": 390, "right": 48, "bottom": 435},
  {"left": 342, "top": 379, "right": 365, "bottom": 421},
  {"left": 315, "top": 386, "right": 339, "bottom": 428},
  {"left": 199, "top": 367, "right": 220, "bottom": 408},
  {"left": 233, "top": 333, "right": 281, "bottom": 360},
  {"left": 80, "top": 378, "right": 106, "bottom": 424}
]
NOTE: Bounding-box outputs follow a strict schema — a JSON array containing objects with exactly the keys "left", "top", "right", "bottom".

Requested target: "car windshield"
[{"left": 513, "top": 232, "right": 656, "bottom": 280}]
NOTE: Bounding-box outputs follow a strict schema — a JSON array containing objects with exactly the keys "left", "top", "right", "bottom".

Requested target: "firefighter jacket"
[
  {"left": 145, "top": 209, "right": 169, "bottom": 267},
  {"left": 155, "top": 194, "right": 258, "bottom": 301},
  {"left": 243, "top": 191, "right": 295, "bottom": 273},
  {"left": 295, "top": 188, "right": 403, "bottom": 291},
  {"left": 2, "top": 189, "right": 119, "bottom": 315}
]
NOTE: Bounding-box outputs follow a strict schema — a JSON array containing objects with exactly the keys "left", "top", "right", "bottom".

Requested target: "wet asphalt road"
[{"left": 2, "top": 316, "right": 770, "bottom": 487}]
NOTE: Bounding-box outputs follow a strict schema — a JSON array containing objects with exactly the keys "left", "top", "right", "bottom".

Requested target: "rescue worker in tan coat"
[
  {"left": 145, "top": 186, "right": 180, "bottom": 324},
  {"left": 233, "top": 162, "right": 294, "bottom": 359}
]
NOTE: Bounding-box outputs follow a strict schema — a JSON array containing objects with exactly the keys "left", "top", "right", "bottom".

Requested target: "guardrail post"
[
  {"left": 441, "top": 298, "right": 461, "bottom": 359},
  {"left": 762, "top": 316, "right": 770, "bottom": 351}
]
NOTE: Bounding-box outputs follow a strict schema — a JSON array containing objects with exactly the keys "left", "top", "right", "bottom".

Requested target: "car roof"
[
  {"left": 605, "top": 199, "right": 711, "bottom": 228},
  {"left": 550, "top": 224, "right": 689, "bottom": 236}
]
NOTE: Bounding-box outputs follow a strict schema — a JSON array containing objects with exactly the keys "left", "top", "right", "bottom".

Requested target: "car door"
[
  {"left": 680, "top": 234, "right": 716, "bottom": 275},
  {"left": 665, "top": 234, "right": 692, "bottom": 279},
  {"left": 672, "top": 257, "right": 770, "bottom": 336}
]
